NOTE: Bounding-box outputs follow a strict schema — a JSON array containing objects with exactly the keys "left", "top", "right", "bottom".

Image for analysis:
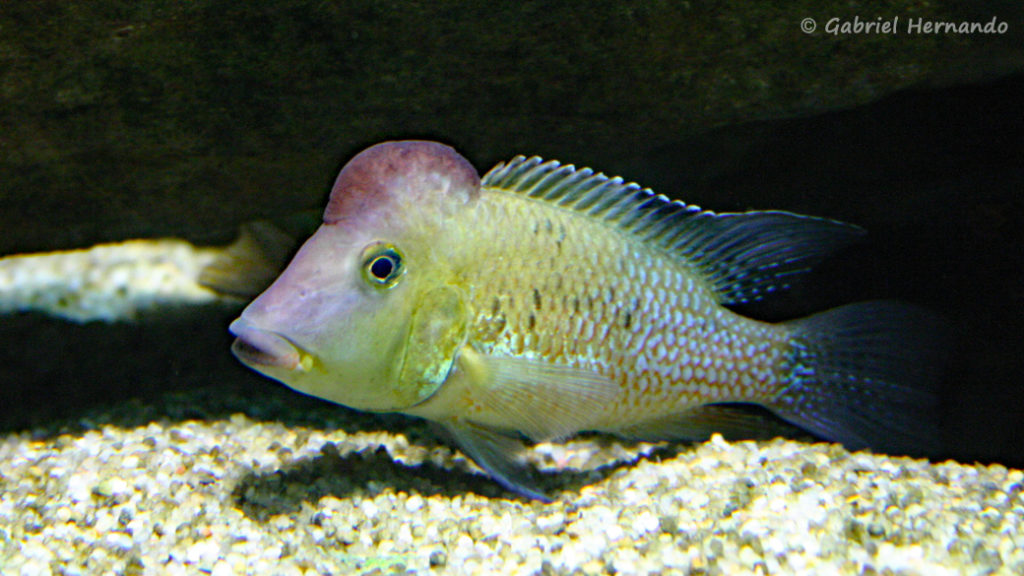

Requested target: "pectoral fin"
[
  {"left": 445, "top": 419, "right": 552, "bottom": 502},
  {"left": 458, "top": 348, "right": 618, "bottom": 442}
]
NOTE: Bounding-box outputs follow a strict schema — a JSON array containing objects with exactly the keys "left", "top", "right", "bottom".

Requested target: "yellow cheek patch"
[
  {"left": 396, "top": 285, "right": 469, "bottom": 407},
  {"left": 297, "top": 353, "right": 315, "bottom": 373}
]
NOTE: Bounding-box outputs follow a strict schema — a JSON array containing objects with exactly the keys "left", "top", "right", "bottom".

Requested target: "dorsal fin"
[{"left": 482, "top": 155, "right": 864, "bottom": 305}]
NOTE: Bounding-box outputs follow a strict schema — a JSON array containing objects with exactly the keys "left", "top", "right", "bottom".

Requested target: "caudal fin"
[
  {"left": 198, "top": 221, "right": 299, "bottom": 298},
  {"left": 770, "top": 301, "right": 949, "bottom": 456}
]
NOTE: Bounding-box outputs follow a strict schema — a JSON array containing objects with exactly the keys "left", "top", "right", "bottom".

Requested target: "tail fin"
[
  {"left": 198, "top": 221, "right": 299, "bottom": 298},
  {"left": 770, "top": 301, "right": 949, "bottom": 456}
]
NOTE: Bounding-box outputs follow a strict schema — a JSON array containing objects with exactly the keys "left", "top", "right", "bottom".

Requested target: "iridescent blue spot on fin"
[
  {"left": 445, "top": 420, "right": 553, "bottom": 502},
  {"left": 483, "top": 156, "right": 863, "bottom": 304},
  {"left": 771, "top": 301, "right": 949, "bottom": 455}
]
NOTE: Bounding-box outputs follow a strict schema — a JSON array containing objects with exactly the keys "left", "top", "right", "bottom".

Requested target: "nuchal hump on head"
[
  {"left": 324, "top": 140, "right": 481, "bottom": 230},
  {"left": 228, "top": 140, "right": 948, "bottom": 502}
]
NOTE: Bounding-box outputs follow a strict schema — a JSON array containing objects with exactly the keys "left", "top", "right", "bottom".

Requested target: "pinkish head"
[{"left": 229, "top": 141, "right": 480, "bottom": 411}]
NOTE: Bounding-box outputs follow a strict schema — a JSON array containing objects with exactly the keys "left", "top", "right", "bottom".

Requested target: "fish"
[
  {"left": 0, "top": 238, "right": 237, "bottom": 323},
  {"left": 0, "top": 215, "right": 308, "bottom": 324},
  {"left": 228, "top": 140, "right": 946, "bottom": 501}
]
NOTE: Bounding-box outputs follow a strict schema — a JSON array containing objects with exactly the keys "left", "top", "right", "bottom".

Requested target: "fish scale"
[{"left": 452, "top": 187, "right": 788, "bottom": 432}]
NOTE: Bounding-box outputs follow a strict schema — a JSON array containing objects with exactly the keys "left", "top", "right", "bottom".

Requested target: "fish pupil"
[{"left": 370, "top": 256, "right": 395, "bottom": 280}]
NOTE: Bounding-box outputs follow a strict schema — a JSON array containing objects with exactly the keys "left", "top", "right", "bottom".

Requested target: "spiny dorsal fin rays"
[{"left": 482, "top": 155, "right": 864, "bottom": 305}]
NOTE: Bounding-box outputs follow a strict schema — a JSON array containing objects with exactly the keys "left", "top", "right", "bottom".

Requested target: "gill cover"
[{"left": 396, "top": 285, "right": 470, "bottom": 407}]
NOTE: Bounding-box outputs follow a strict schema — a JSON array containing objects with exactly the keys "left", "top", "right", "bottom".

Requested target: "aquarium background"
[{"left": 1, "top": 1, "right": 1022, "bottom": 467}]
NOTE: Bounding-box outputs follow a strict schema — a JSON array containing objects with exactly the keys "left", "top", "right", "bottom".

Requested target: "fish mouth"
[{"left": 229, "top": 318, "right": 303, "bottom": 370}]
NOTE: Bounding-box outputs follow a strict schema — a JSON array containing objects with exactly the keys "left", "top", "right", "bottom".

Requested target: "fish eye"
[{"left": 361, "top": 243, "right": 404, "bottom": 288}]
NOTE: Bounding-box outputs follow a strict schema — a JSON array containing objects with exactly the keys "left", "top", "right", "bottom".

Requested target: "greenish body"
[
  {"left": 230, "top": 141, "right": 944, "bottom": 500},
  {"left": 404, "top": 189, "right": 787, "bottom": 441}
]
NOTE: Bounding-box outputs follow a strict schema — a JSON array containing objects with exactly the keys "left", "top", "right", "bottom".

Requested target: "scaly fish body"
[
  {"left": 406, "top": 186, "right": 788, "bottom": 435},
  {"left": 229, "top": 141, "right": 945, "bottom": 500}
]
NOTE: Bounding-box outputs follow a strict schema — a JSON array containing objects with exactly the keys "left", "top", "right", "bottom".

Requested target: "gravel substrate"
[{"left": 1, "top": 410, "right": 1022, "bottom": 576}]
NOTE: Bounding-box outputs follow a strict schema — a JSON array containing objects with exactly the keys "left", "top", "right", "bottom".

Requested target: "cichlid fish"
[
  {"left": 0, "top": 239, "right": 236, "bottom": 323},
  {"left": 229, "top": 140, "right": 944, "bottom": 500}
]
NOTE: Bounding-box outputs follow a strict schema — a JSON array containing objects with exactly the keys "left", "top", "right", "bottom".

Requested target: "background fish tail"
[{"left": 769, "top": 301, "right": 950, "bottom": 456}]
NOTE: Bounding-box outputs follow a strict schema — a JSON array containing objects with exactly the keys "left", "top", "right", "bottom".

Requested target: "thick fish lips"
[{"left": 229, "top": 318, "right": 303, "bottom": 371}]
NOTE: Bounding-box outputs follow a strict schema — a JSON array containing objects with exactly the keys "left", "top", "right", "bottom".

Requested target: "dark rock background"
[{"left": 1, "top": 2, "right": 1022, "bottom": 467}]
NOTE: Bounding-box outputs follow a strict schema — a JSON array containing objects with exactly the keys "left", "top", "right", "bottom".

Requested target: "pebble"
[
  {"left": 1, "top": 411, "right": 1023, "bottom": 575},
  {"left": 405, "top": 493, "right": 424, "bottom": 513}
]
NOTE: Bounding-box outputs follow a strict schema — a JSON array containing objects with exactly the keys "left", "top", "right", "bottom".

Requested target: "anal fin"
[{"left": 616, "top": 403, "right": 800, "bottom": 442}]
